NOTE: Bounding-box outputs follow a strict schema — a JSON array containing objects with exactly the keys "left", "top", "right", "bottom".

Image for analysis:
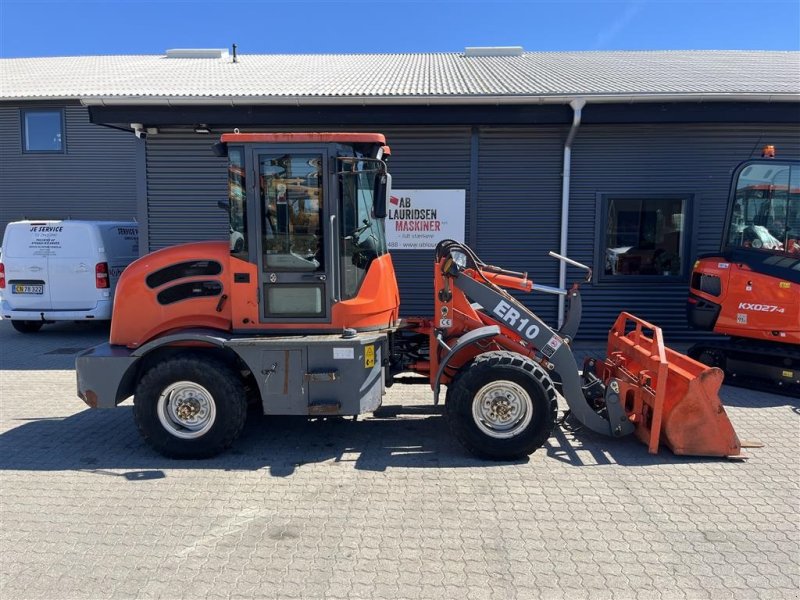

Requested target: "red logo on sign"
[{"left": 390, "top": 196, "right": 400, "bottom": 205}]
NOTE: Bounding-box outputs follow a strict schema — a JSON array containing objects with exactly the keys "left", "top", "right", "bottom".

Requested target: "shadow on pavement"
[
  {"left": 0, "top": 403, "right": 525, "bottom": 477},
  {"left": 0, "top": 400, "right": 737, "bottom": 478},
  {"left": 0, "top": 320, "right": 109, "bottom": 370},
  {"left": 717, "top": 384, "right": 800, "bottom": 408}
]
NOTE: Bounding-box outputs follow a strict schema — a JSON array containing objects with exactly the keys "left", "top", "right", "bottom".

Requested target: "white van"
[{"left": 0, "top": 220, "right": 138, "bottom": 333}]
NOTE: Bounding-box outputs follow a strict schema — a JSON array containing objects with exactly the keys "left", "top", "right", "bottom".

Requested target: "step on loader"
[{"left": 75, "top": 132, "right": 747, "bottom": 460}]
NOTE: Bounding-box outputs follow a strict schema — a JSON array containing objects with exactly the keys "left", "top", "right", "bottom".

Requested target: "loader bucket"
[{"left": 588, "top": 312, "right": 743, "bottom": 458}]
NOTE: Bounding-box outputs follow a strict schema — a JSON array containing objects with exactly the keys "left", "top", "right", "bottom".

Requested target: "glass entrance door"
[{"left": 256, "top": 152, "right": 329, "bottom": 320}]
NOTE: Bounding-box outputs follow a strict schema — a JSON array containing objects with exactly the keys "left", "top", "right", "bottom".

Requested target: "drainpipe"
[{"left": 557, "top": 98, "right": 586, "bottom": 329}]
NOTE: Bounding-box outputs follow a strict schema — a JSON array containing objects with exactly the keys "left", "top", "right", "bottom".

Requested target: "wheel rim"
[
  {"left": 157, "top": 381, "right": 217, "bottom": 439},
  {"left": 472, "top": 380, "right": 533, "bottom": 439}
]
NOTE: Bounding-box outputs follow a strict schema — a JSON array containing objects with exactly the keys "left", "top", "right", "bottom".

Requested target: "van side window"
[{"left": 228, "top": 148, "right": 247, "bottom": 259}]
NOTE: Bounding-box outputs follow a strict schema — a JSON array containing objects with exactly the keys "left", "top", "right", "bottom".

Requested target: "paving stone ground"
[{"left": 0, "top": 320, "right": 798, "bottom": 599}]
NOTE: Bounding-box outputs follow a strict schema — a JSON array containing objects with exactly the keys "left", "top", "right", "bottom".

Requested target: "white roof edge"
[
  {"left": 2, "top": 93, "right": 798, "bottom": 105},
  {"left": 69, "top": 92, "right": 800, "bottom": 107}
]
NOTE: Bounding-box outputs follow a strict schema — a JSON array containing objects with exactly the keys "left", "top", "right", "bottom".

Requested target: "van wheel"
[
  {"left": 11, "top": 320, "right": 43, "bottom": 333},
  {"left": 446, "top": 351, "right": 557, "bottom": 460},
  {"left": 133, "top": 356, "right": 247, "bottom": 459}
]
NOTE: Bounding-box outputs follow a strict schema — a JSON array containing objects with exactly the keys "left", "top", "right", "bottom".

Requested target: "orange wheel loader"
[
  {"left": 688, "top": 151, "right": 799, "bottom": 396},
  {"left": 75, "top": 132, "right": 747, "bottom": 460}
]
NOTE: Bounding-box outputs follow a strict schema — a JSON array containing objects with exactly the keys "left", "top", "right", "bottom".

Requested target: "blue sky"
[{"left": 1, "top": 0, "right": 799, "bottom": 58}]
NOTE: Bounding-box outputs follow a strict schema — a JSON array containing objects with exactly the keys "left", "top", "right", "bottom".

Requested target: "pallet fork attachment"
[{"left": 587, "top": 313, "right": 750, "bottom": 458}]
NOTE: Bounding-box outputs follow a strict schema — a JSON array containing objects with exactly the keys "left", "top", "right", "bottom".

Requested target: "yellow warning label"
[
  {"left": 365, "top": 345, "right": 375, "bottom": 368},
  {"left": 782, "top": 370, "right": 794, "bottom": 379},
  {"left": 779, "top": 282, "right": 790, "bottom": 289}
]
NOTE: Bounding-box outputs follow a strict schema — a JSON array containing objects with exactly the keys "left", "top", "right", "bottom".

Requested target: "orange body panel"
[
  {"left": 110, "top": 243, "right": 400, "bottom": 348},
  {"left": 691, "top": 256, "right": 800, "bottom": 344},
  {"left": 428, "top": 262, "right": 536, "bottom": 387}
]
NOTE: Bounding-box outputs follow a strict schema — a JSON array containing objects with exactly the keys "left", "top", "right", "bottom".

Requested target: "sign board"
[{"left": 385, "top": 189, "right": 466, "bottom": 250}]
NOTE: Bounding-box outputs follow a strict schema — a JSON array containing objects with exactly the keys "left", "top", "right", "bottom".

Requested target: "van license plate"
[{"left": 12, "top": 284, "right": 44, "bottom": 295}]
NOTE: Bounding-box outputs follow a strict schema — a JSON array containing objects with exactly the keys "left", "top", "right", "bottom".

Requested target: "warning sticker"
[
  {"left": 364, "top": 345, "right": 375, "bottom": 368},
  {"left": 736, "top": 313, "right": 747, "bottom": 324},
  {"left": 541, "top": 335, "right": 563, "bottom": 359}
]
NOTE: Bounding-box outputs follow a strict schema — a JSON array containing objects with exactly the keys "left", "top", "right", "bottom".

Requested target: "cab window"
[
  {"left": 260, "top": 154, "right": 323, "bottom": 272},
  {"left": 727, "top": 162, "right": 800, "bottom": 256},
  {"left": 228, "top": 148, "right": 247, "bottom": 260},
  {"left": 338, "top": 158, "right": 388, "bottom": 299}
]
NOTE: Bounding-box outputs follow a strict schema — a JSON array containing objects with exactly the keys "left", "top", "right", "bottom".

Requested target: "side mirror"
[
  {"left": 211, "top": 142, "right": 228, "bottom": 158},
  {"left": 217, "top": 199, "right": 230, "bottom": 211},
  {"left": 373, "top": 172, "right": 391, "bottom": 219}
]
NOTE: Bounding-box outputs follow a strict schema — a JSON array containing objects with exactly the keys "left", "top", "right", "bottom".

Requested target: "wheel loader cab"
[
  {"left": 219, "top": 133, "right": 396, "bottom": 328},
  {"left": 109, "top": 133, "right": 399, "bottom": 347}
]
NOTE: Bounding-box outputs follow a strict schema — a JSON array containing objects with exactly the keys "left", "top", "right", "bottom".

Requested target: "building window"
[
  {"left": 599, "top": 195, "right": 690, "bottom": 279},
  {"left": 21, "top": 109, "right": 64, "bottom": 153}
]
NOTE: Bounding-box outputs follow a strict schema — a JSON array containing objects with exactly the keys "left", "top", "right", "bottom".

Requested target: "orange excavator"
[
  {"left": 76, "top": 132, "right": 746, "bottom": 460},
  {"left": 688, "top": 148, "right": 799, "bottom": 396}
]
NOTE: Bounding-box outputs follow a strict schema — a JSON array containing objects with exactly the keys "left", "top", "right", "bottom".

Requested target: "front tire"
[
  {"left": 11, "top": 320, "right": 43, "bottom": 333},
  {"left": 133, "top": 355, "right": 247, "bottom": 459},
  {"left": 446, "top": 351, "right": 557, "bottom": 460}
]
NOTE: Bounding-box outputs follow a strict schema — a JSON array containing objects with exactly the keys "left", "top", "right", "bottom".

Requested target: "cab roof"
[{"left": 219, "top": 132, "right": 386, "bottom": 144}]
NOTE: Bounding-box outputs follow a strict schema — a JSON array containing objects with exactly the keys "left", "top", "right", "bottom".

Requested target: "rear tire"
[
  {"left": 445, "top": 351, "right": 557, "bottom": 460},
  {"left": 133, "top": 355, "right": 247, "bottom": 459},
  {"left": 11, "top": 320, "right": 43, "bottom": 333}
]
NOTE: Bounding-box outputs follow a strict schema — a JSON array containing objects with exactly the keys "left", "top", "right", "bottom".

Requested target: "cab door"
[{"left": 253, "top": 149, "right": 332, "bottom": 323}]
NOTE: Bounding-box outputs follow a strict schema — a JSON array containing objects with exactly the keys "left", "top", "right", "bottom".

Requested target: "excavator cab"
[{"left": 688, "top": 154, "right": 800, "bottom": 393}]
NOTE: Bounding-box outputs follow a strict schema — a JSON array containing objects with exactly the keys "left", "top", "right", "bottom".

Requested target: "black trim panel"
[
  {"left": 89, "top": 102, "right": 800, "bottom": 128},
  {"left": 146, "top": 260, "right": 222, "bottom": 288},
  {"left": 157, "top": 280, "right": 223, "bottom": 305}
]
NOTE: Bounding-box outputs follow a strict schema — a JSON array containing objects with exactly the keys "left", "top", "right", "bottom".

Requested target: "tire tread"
[{"left": 446, "top": 351, "right": 557, "bottom": 460}]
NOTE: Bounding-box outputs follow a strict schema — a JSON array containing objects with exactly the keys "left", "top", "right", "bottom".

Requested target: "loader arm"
[{"left": 434, "top": 253, "right": 634, "bottom": 437}]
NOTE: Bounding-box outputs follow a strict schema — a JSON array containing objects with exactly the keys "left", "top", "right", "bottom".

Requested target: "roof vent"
[
  {"left": 464, "top": 46, "right": 524, "bottom": 57},
  {"left": 165, "top": 48, "right": 229, "bottom": 59}
]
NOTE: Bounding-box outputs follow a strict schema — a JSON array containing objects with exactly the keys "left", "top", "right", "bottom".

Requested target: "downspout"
[{"left": 557, "top": 98, "right": 586, "bottom": 329}]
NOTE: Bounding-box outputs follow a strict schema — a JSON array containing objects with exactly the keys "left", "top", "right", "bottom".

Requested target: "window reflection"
[
  {"left": 604, "top": 197, "right": 687, "bottom": 276},
  {"left": 228, "top": 148, "right": 247, "bottom": 259},
  {"left": 726, "top": 163, "right": 799, "bottom": 256},
  {"left": 338, "top": 158, "right": 387, "bottom": 299},
  {"left": 260, "top": 154, "right": 323, "bottom": 271}
]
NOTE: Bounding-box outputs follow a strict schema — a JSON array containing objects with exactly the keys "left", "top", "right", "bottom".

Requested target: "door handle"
[
  {"left": 330, "top": 215, "right": 338, "bottom": 302},
  {"left": 301, "top": 273, "right": 327, "bottom": 281}
]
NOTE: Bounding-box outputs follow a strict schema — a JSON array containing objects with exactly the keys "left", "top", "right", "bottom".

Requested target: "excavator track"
[{"left": 688, "top": 338, "right": 800, "bottom": 398}]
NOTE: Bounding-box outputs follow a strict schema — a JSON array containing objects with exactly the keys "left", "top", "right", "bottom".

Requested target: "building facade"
[{"left": 0, "top": 101, "right": 137, "bottom": 232}]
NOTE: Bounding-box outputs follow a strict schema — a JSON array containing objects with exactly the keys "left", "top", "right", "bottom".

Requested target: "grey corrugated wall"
[
  {"left": 568, "top": 123, "right": 800, "bottom": 340},
  {"left": 477, "top": 126, "right": 567, "bottom": 328},
  {"left": 0, "top": 103, "right": 137, "bottom": 241},
  {"left": 145, "top": 130, "right": 228, "bottom": 250}
]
